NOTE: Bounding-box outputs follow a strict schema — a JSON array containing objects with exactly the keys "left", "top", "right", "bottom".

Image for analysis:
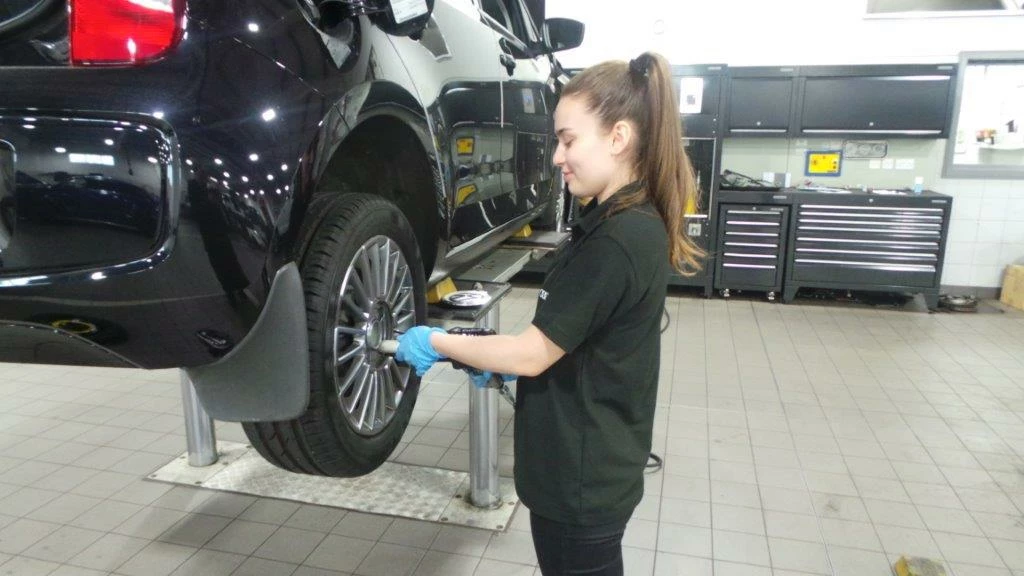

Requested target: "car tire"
[{"left": 243, "top": 193, "right": 427, "bottom": 477}]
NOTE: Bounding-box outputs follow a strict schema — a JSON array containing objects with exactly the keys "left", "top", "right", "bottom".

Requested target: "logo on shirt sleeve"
[{"left": 538, "top": 289, "right": 548, "bottom": 301}]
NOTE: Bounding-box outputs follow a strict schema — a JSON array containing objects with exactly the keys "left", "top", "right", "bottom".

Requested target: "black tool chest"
[
  {"left": 711, "top": 188, "right": 952, "bottom": 308},
  {"left": 714, "top": 203, "right": 789, "bottom": 299}
]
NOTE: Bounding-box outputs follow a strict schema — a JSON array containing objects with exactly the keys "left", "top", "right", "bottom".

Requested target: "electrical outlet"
[
  {"left": 869, "top": 159, "right": 882, "bottom": 169},
  {"left": 895, "top": 158, "right": 915, "bottom": 170},
  {"left": 881, "top": 158, "right": 895, "bottom": 169}
]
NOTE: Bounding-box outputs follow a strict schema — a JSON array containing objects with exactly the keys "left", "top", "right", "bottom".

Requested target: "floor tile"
[
  {"left": 430, "top": 526, "right": 493, "bottom": 557},
  {"left": 304, "top": 535, "right": 374, "bottom": 573},
  {"left": 712, "top": 530, "right": 770, "bottom": 566},
  {"left": 764, "top": 511, "right": 822, "bottom": 543},
  {"left": 472, "top": 558, "right": 536, "bottom": 576},
  {"left": 0, "top": 518, "right": 59, "bottom": 555},
  {"left": 158, "top": 512, "right": 233, "bottom": 548},
  {"left": 875, "top": 525, "right": 943, "bottom": 559},
  {"left": 656, "top": 524, "right": 711, "bottom": 558},
  {"left": 381, "top": 519, "right": 442, "bottom": 550},
  {"left": 169, "top": 548, "right": 246, "bottom": 576},
  {"left": 413, "top": 550, "right": 479, "bottom": 576},
  {"left": 21, "top": 525, "right": 104, "bottom": 563},
  {"left": 766, "top": 538, "right": 830, "bottom": 574},
  {"left": 827, "top": 545, "right": 894, "bottom": 576},
  {"left": 67, "top": 533, "right": 149, "bottom": 572},
  {"left": 116, "top": 541, "right": 197, "bottom": 576},
  {"left": 712, "top": 503, "right": 766, "bottom": 535},
  {"left": 233, "top": 556, "right": 300, "bottom": 576},
  {"left": 653, "top": 552, "right": 712, "bottom": 576},
  {"left": 332, "top": 512, "right": 394, "bottom": 541},
  {"left": 254, "top": 526, "right": 326, "bottom": 565},
  {"left": 285, "top": 505, "right": 346, "bottom": 533},
  {"left": 203, "top": 519, "right": 276, "bottom": 556},
  {"left": 0, "top": 555, "right": 61, "bottom": 575},
  {"left": 819, "top": 518, "right": 882, "bottom": 552},
  {"left": 933, "top": 531, "right": 1007, "bottom": 567},
  {"left": 483, "top": 531, "right": 537, "bottom": 566},
  {"left": 354, "top": 542, "right": 425, "bottom": 576}
]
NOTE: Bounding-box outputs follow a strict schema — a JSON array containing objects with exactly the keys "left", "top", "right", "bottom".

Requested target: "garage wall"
[{"left": 546, "top": 1, "right": 1024, "bottom": 290}]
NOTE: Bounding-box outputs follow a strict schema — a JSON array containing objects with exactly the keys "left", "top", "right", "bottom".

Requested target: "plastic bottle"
[{"left": 912, "top": 176, "right": 924, "bottom": 195}]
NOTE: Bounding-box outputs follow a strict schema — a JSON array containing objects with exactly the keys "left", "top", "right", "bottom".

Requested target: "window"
[
  {"left": 943, "top": 51, "right": 1024, "bottom": 179},
  {"left": 866, "top": 0, "right": 1024, "bottom": 17},
  {"left": 479, "top": 0, "right": 539, "bottom": 48}
]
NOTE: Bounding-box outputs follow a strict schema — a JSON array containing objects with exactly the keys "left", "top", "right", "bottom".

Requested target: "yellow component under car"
[
  {"left": 511, "top": 224, "right": 532, "bottom": 238},
  {"left": 427, "top": 277, "right": 457, "bottom": 304},
  {"left": 894, "top": 557, "right": 947, "bottom": 576}
]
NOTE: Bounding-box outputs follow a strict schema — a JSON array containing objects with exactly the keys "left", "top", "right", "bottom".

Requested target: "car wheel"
[{"left": 243, "top": 193, "right": 426, "bottom": 476}]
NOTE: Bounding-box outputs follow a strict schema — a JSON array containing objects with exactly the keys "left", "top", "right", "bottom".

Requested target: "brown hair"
[{"left": 562, "top": 52, "right": 704, "bottom": 275}]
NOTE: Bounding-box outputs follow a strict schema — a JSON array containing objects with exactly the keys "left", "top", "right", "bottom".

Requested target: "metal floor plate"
[{"left": 149, "top": 441, "right": 518, "bottom": 530}]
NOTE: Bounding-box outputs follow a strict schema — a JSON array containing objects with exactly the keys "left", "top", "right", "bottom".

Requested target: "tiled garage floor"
[{"left": 1, "top": 286, "right": 1023, "bottom": 576}]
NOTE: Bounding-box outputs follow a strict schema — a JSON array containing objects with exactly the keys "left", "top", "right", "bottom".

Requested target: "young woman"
[{"left": 397, "top": 51, "right": 703, "bottom": 575}]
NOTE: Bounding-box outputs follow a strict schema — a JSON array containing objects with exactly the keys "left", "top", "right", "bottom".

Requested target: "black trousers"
[{"left": 530, "top": 512, "right": 627, "bottom": 576}]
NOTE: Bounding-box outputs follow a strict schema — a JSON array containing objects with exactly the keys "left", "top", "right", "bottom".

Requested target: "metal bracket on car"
[{"left": 185, "top": 262, "right": 309, "bottom": 422}]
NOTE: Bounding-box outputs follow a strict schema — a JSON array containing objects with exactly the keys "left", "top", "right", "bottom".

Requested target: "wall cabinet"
[
  {"left": 797, "top": 64, "right": 956, "bottom": 137},
  {"left": 725, "top": 67, "right": 798, "bottom": 136}
]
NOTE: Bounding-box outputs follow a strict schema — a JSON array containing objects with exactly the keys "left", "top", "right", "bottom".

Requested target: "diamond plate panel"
[{"left": 148, "top": 441, "right": 517, "bottom": 529}]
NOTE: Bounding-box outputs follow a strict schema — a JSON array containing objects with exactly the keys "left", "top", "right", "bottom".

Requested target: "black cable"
[
  {"left": 645, "top": 452, "right": 663, "bottom": 473},
  {"left": 647, "top": 305, "right": 670, "bottom": 473}
]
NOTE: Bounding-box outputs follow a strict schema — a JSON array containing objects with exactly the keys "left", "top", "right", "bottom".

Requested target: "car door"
[{"left": 478, "top": 0, "right": 556, "bottom": 228}]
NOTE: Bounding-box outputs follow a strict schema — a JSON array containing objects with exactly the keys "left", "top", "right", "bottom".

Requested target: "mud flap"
[{"left": 186, "top": 263, "right": 309, "bottom": 422}]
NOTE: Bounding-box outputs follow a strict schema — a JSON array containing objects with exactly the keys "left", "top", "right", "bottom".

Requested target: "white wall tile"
[
  {"left": 948, "top": 221, "right": 979, "bottom": 244},
  {"left": 971, "top": 243, "right": 1003, "bottom": 267},
  {"left": 1005, "top": 199, "right": 1024, "bottom": 223},
  {"left": 1005, "top": 223, "right": 1024, "bottom": 244},
  {"left": 951, "top": 197, "right": 982, "bottom": 221},
  {"left": 976, "top": 221, "right": 1007, "bottom": 244},
  {"left": 979, "top": 198, "right": 1010, "bottom": 221},
  {"left": 941, "top": 264, "right": 972, "bottom": 286},
  {"left": 998, "top": 244, "right": 1024, "bottom": 267},
  {"left": 969, "top": 265, "right": 1005, "bottom": 288},
  {"left": 982, "top": 181, "right": 1014, "bottom": 199},
  {"left": 944, "top": 242, "right": 974, "bottom": 265}
]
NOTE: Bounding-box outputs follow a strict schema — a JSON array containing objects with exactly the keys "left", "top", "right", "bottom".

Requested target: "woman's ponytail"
[{"left": 563, "top": 52, "right": 705, "bottom": 275}]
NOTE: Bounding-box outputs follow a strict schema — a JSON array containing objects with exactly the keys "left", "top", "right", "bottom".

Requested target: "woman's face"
[{"left": 553, "top": 95, "right": 634, "bottom": 204}]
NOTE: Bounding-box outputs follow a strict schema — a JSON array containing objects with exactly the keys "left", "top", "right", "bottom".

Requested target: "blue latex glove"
[
  {"left": 467, "top": 370, "right": 517, "bottom": 389},
  {"left": 396, "top": 326, "right": 446, "bottom": 376}
]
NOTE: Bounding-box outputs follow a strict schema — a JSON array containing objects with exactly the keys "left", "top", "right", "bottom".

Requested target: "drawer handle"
[
  {"left": 724, "top": 252, "right": 777, "bottom": 259},
  {"left": 800, "top": 211, "right": 941, "bottom": 221},
  {"left": 795, "top": 258, "right": 936, "bottom": 272},
  {"left": 726, "top": 220, "right": 781, "bottom": 227},
  {"left": 725, "top": 232, "right": 779, "bottom": 237},
  {"left": 799, "top": 226, "right": 939, "bottom": 236},
  {"left": 797, "top": 236, "right": 939, "bottom": 247},
  {"left": 799, "top": 219, "right": 940, "bottom": 229},
  {"left": 725, "top": 242, "right": 778, "bottom": 248},
  {"left": 796, "top": 248, "right": 937, "bottom": 259},
  {"left": 723, "top": 263, "right": 776, "bottom": 270},
  {"left": 726, "top": 210, "right": 783, "bottom": 216},
  {"left": 801, "top": 204, "right": 943, "bottom": 213}
]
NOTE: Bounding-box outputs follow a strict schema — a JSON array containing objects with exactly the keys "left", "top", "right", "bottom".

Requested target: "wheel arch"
[{"left": 272, "top": 80, "right": 447, "bottom": 283}]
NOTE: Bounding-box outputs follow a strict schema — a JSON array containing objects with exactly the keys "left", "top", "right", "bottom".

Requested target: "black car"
[{"left": 0, "top": 0, "right": 582, "bottom": 476}]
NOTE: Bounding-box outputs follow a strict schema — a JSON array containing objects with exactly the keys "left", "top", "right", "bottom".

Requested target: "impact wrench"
[{"left": 378, "top": 327, "right": 516, "bottom": 407}]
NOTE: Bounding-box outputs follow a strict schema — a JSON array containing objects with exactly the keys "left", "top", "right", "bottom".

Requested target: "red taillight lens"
[{"left": 70, "top": 0, "right": 182, "bottom": 66}]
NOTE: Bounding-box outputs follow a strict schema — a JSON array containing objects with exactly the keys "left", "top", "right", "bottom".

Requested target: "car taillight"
[{"left": 70, "top": 0, "right": 183, "bottom": 66}]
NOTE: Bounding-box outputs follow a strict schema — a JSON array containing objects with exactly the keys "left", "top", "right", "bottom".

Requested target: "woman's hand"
[{"left": 396, "top": 326, "right": 447, "bottom": 376}]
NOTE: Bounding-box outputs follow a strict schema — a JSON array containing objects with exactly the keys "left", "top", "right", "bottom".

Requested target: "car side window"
[{"left": 480, "top": 0, "right": 538, "bottom": 50}]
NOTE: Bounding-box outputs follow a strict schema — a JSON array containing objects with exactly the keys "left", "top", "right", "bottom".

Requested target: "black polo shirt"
[{"left": 514, "top": 185, "right": 669, "bottom": 526}]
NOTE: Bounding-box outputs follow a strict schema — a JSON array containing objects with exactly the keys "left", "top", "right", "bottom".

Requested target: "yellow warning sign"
[
  {"left": 456, "top": 138, "right": 475, "bottom": 155},
  {"left": 806, "top": 151, "right": 842, "bottom": 176}
]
